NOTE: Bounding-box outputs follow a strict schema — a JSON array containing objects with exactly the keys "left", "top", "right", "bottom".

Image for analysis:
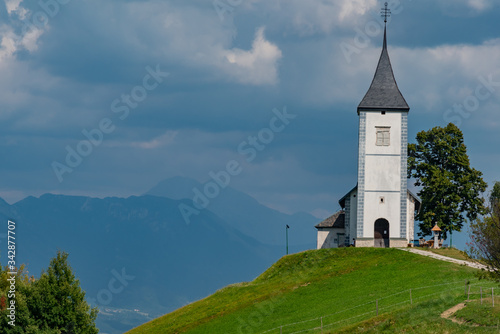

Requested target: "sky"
[{"left": 0, "top": 0, "right": 499, "bottom": 230}]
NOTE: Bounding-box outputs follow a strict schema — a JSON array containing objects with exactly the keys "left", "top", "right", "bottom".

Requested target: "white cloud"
[
  {"left": 284, "top": 33, "right": 500, "bottom": 122},
  {"left": 5, "top": 0, "right": 24, "bottom": 16},
  {"left": 112, "top": 2, "right": 283, "bottom": 85},
  {"left": 223, "top": 27, "right": 282, "bottom": 85},
  {"left": 0, "top": 24, "right": 44, "bottom": 61},
  {"left": 438, "top": 0, "right": 494, "bottom": 14},
  {"left": 337, "top": 0, "right": 378, "bottom": 21},
  {"left": 0, "top": 33, "right": 16, "bottom": 60},
  {"left": 19, "top": 27, "right": 44, "bottom": 52},
  {"left": 0, "top": 1, "right": 46, "bottom": 62},
  {"left": 263, "top": 0, "right": 378, "bottom": 35},
  {"left": 466, "top": 0, "right": 492, "bottom": 11},
  {"left": 130, "top": 131, "right": 179, "bottom": 149},
  {"left": 393, "top": 39, "right": 500, "bottom": 106}
]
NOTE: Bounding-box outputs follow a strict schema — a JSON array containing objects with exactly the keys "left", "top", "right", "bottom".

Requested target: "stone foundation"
[
  {"left": 354, "top": 238, "right": 409, "bottom": 248},
  {"left": 389, "top": 238, "right": 408, "bottom": 248},
  {"left": 355, "top": 238, "right": 374, "bottom": 247}
]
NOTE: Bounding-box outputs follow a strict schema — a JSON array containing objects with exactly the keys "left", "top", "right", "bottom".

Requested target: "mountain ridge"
[
  {"left": 0, "top": 177, "right": 318, "bottom": 333},
  {"left": 145, "top": 176, "right": 318, "bottom": 247}
]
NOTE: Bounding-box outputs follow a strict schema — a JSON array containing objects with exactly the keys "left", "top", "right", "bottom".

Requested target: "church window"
[
  {"left": 380, "top": 197, "right": 385, "bottom": 204},
  {"left": 381, "top": 111, "right": 386, "bottom": 115},
  {"left": 376, "top": 127, "right": 390, "bottom": 146}
]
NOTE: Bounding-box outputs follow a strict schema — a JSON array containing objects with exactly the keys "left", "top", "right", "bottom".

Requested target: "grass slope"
[
  {"left": 455, "top": 296, "right": 500, "bottom": 327},
  {"left": 126, "top": 248, "right": 497, "bottom": 334},
  {"left": 334, "top": 297, "right": 498, "bottom": 333}
]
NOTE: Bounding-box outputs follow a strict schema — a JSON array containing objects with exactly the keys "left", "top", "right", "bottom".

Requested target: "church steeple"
[
  {"left": 315, "top": 2, "right": 418, "bottom": 250},
  {"left": 357, "top": 25, "right": 409, "bottom": 113}
]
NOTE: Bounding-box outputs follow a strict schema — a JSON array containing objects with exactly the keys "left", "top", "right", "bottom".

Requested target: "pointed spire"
[
  {"left": 383, "top": 26, "right": 387, "bottom": 50},
  {"left": 357, "top": 20, "right": 409, "bottom": 113}
]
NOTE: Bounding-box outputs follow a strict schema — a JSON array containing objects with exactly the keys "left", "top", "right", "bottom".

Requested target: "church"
[{"left": 315, "top": 23, "right": 420, "bottom": 249}]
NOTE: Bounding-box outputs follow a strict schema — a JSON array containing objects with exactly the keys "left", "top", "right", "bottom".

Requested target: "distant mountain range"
[
  {"left": 146, "top": 176, "right": 317, "bottom": 247},
  {"left": 0, "top": 177, "right": 318, "bottom": 333}
]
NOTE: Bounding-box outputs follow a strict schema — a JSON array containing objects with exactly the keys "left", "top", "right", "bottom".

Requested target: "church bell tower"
[{"left": 355, "top": 5, "right": 410, "bottom": 248}]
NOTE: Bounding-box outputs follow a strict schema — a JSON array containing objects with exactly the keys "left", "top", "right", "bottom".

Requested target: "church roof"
[
  {"left": 357, "top": 27, "right": 409, "bottom": 113},
  {"left": 315, "top": 210, "right": 345, "bottom": 229}
]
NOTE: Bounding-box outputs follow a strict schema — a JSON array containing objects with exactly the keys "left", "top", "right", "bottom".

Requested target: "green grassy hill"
[{"left": 126, "top": 248, "right": 499, "bottom": 333}]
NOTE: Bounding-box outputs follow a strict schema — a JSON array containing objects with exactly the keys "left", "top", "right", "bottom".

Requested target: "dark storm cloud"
[{"left": 0, "top": 0, "right": 498, "bottom": 217}]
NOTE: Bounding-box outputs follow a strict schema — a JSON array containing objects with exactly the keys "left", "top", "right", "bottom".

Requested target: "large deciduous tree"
[
  {"left": 408, "top": 123, "right": 487, "bottom": 239},
  {"left": 0, "top": 251, "right": 98, "bottom": 333},
  {"left": 28, "top": 251, "right": 98, "bottom": 334}
]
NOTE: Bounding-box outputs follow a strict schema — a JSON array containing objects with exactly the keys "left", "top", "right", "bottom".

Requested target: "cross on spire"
[{"left": 381, "top": 2, "right": 391, "bottom": 24}]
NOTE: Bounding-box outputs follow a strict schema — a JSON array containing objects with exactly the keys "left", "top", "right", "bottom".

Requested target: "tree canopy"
[
  {"left": 0, "top": 251, "right": 98, "bottom": 333},
  {"left": 408, "top": 123, "right": 488, "bottom": 238}
]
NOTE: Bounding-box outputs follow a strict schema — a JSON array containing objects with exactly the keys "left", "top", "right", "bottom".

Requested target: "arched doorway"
[{"left": 374, "top": 219, "right": 389, "bottom": 248}]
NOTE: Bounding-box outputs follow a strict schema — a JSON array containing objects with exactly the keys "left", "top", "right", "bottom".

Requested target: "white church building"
[{"left": 316, "top": 26, "right": 420, "bottom": 249}]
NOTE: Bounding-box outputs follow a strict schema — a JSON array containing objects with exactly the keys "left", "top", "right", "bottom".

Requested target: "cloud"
[
  {"left": 5, "top": 0, "right": 27, "bottom": 18},
  {"left": 0, "top": 32, "right": 16, "bottom": 60},
  {"left": 0, "top": 0, "right": 499, "bottom": 217},
  {"left": 148, "top": 6, "right": 282, "bottom": 85},
  {"left": 129, "top": 131, "right": 179, "bottom": 149},
  {"left": 222, "top": 27, "right": 282, "bottom": 85},
  {"left": 263, "top": 0, "right": 378, "bottom": 35},
  {"left": 279, "top": 31, "right": 500, "bottom": 118},
  {"left": 0, "top": 24, "right": 44, "bottom": 61},
  {"left": 337, "top": 0, "right": 379, "bottom": 21},
  {"left": 391, "top": 38, "right": 500, "bottom": 112},
  {"left": 438, "top": 0, "right": 494, "bottom": 15},
  {"left": 0, "top": 0, "right": 47, "bottom": 61},
  {"left": 29, "top": 1, "right": 282, "bottom": 86},
  {"left": 465, "top": 0, "right": 492, "bottom": 11}
]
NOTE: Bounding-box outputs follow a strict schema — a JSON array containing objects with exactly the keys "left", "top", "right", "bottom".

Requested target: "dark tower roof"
[{"left": 357, "top": 27, "right": 409, "bottom": 113}]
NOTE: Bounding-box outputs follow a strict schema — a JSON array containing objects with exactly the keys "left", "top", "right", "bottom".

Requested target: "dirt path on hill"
[
  {"left": 441, "top": 302, "right": 481, "bottom": 327},
  {"left": 399, "top": 248, "right": 488, "bottom": 270},
  {"left": 441, "top": 303, "right": 467, "bottom": 324}
]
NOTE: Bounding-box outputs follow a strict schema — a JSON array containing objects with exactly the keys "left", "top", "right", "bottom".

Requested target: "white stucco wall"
[
  {"left": 361, "top": 111, "right": 403, "bottom": 239},
  {"left": 317, "top": 228, "right": 345, "bottom": 249},
  {"left": 364, "top": 155, "right": 401, "bottom": 190},
  {"left": 363, "top": 192, "right": 401, "bottom": 238},
  {"left": 365, "top": 112, "right": 402, "bottom": 155}
]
